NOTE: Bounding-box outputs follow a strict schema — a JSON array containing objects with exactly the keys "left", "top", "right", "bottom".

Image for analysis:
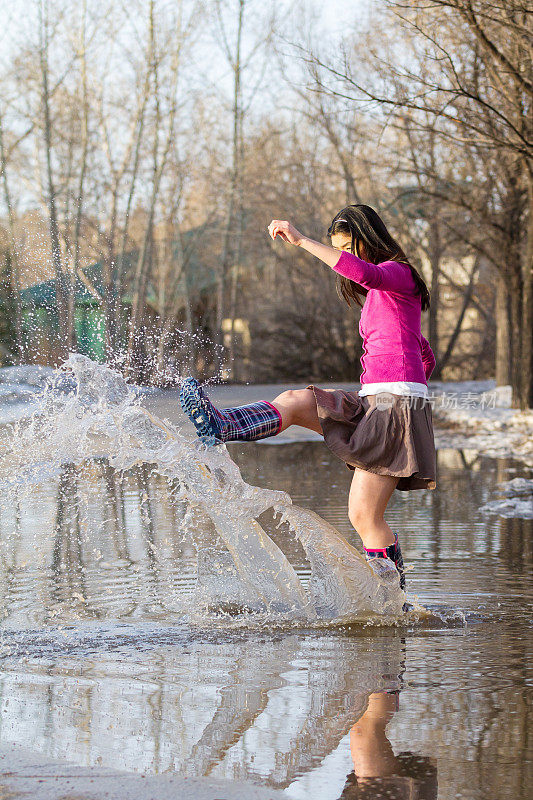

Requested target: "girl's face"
[
  {"left": 331, "top": 232, "right": 352, "bottom": 252},
  {"left": 331, "top": 232, "right": 367, "bottom": 260}
]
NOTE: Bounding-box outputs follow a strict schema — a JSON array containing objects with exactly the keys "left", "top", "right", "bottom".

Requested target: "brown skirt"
[{"left": 307, "top": 386, "right": 437, "bottom": 491}]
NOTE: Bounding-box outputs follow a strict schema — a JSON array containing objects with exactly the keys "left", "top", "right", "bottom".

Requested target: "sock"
[
  {"left": 364, "top": 533, "right": 406, "bottom": 591},
  {"left": 180, "top": 378, "right": 282, "bottom": 443}
]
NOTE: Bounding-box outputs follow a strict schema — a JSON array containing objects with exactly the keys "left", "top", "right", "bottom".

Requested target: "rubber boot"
[
  {"left": 180, "top": 377, "right": 282, "bottom": 445},
  {"left": 364, "top": 533, "right": 406, "bottom": 591}
]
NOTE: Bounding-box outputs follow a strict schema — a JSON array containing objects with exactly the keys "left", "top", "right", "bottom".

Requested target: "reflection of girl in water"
[
  {"left": 340, "top": 692, "right": 437, "bottom": 800},
  {"left": 180, "top": 205, "right": 437, "bottom": 594}
]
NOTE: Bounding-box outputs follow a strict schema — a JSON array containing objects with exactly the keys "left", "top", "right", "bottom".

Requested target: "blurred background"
[{"left": 0, "top": 0, "right": 530, "bottom": 407}]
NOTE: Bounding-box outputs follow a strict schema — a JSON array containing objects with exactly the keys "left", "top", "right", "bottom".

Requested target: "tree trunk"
[
  {"left": 495, "top": 270, "right": 512, "bottom": 386},
  {"left": 228, "top": 11, "right": 245, "bottom": 382},
  {"left": 428, "top": 223, "right": 440, "bottom": 360},
  {"left": 110, "top": 30, "right": 152, "bottom": 361},
  {"left": 215, "top": 0, "right": 245, "bottom": 357},
  {"left": 433, "top": 256, "right": 479, "bottom": 378},
  {"left": 0, "top": 112, "right": 24, "bottom": 362},
  {"left": 509, "top": 267, "right": 523, "bottom": 409},
  {"left": 40, "top": 0, "right": 76, "bottom": 360},
  {"left": 73, "top": 0, "right": 89, "bottom": 279},
  {"left": 126, "top": 0, "right": 181, "bottom": 380},
  {"left": 519, "top": 166, "right": 533, "bottom": 408}
]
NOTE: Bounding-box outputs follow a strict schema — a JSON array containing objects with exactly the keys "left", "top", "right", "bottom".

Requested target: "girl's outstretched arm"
[{"left": 267, "top": 220, "right": 415, "bottom": 293}]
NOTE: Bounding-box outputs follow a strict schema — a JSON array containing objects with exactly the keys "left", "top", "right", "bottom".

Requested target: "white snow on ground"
[
  {"left": 478, "top": 478, "right": 533, "bottom": 519},
  {"left": 428, "top": 381, "right": 533, "bottom": 519},
  {"left": 0, "top": 364, "right": 55, "bottom": 393},
  {"left": 479, "top": 497, "right": 533, "bottom": 519},
  {"left": 0, "top": 364, "right": 57, "bottom": 422},
  {"left": 429, "top": 381, "right": 533, "bottom": 469},
  {"left": 498, "top": 477, "right": 533, "bottom": 496}
]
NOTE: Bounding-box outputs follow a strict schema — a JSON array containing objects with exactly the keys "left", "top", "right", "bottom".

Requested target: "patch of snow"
[
  {"left": 498, "top": 477, "right": 533, "bottom": 497},
  {"left": 0, "top": 364, "right": 77, "bottom": 423},
  {"left": 481, "top": 384, "right": 513, "bottom": 407},
  {"left": 479, "top": 477, "right": 533, "bottom": 519},
  {"left": 431, "top": 383, "right": 533, "bottom": 468},
  {"left": 0, "top": 364, "right": 55, "bottom": 387},
  {"left": 479, "top": 498, "right": 533, "bottom": 519}
]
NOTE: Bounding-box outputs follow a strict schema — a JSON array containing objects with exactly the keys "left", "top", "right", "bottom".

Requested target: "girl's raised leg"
[
  {"left": 180, "top": 381, "right": 322, "bottom": 442},
  {"left": 270, "top": 388, "right": 322, "bottom": 434}
]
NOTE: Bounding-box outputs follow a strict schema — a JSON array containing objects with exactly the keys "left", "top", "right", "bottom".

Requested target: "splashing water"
[{"left": 0, "top": 355, "right": 407, "bottom": 623}]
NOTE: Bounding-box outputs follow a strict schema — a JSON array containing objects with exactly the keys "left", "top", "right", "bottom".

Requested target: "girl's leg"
[
  {"left": 348, "top": 468, "right": 406, "bottom": 589},
  {"left": 348, "top": 468, "right": 398, "bottom": 549},
  {"left": 270, "top": 388, "right": 322, "bottom": 434},
  {"left": 180, "top": 381, "right": 322, "bottom": 442}
]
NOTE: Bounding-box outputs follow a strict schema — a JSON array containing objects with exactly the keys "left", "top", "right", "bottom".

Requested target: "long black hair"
[{"left": 327, "top": 204, "right": 430, "bottom": 311}]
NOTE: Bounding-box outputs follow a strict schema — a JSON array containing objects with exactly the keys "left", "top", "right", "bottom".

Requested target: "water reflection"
[
  {"left": 0, "top": 442, "right": 532, "bottom": 799},
  {"left": 496, "top": 454, "right": 533, "bottom": 568},
  {"left": 0, "top": 627, "right": 405, "bottom": 787},
  {"left": 51, "top": 463, "right": 87, "bottom": 611},
  {"left": 2, "top": 445, "right": 530, "bottom": 627},
  {"left": 341, "top": 692, "right": 437, "bottom": 799}
]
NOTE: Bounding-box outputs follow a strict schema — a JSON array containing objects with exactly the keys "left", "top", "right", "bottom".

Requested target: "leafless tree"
[
  {"left": 39, "top": 0, "right": 77, "bottom": 358},
  {"left": 210, "top": 0, "right": 276, "bottom": 378},
  {"left": 291, "top": 0, "right": 532, "bottom": 407},
  {"left": 0, "top": 106, "right": 25, "bottom": 361}
]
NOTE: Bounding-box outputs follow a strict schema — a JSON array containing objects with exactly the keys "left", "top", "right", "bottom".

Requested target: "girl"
[{"left": 180, "top": 204, "right": 437, "bottom": 592}]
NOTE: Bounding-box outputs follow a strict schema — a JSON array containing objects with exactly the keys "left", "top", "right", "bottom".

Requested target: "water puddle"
[{"left": 1, "top": 359, "right": 531, "bottom": 799}]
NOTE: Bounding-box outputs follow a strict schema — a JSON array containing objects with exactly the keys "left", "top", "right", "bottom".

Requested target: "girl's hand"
[{"left": 268, "top": 220, "right": 305, "bottom": 246}]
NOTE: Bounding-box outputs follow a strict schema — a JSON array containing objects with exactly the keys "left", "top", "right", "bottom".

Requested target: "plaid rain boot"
[
  {"left": 179, "top": 377, "right": 282, "bottom": 445},
  {"left": 364, "top": 533, "right": 406, "bottom": 591}
]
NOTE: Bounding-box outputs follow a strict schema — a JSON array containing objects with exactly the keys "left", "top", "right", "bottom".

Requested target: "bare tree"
[
  {"left": 125, "top": 0, "right": 195, "bottom": 381},
  {"left": 292, "top": 0, "right": 532, "bottom": 406},
  {"left": 211, "top": 0, "right": 275, "bottom": 378},
  {"left": 38, "top": 0, "right": 77, "bottom": 358},
  {"left": 0, "top": 107, "right": 25, "bottom": 361}
]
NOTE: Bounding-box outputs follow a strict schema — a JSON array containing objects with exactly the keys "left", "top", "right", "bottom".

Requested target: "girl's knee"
[
  {"left": 348, "top": 504, "right": 374, "bottom": 531},
  {"left": 272, "top": 388, "right": 317, "bottom": 430},
  {"left": 274, "top": 389, "right": 297, "bottom": 405},
  {"left": 348, "top": 508, "right": 361, "bottom": 530},
  {"left": 274, "top": 388, "right": 313, "bottom": 410}
]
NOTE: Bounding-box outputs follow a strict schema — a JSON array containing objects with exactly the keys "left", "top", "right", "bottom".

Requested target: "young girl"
[{"left": 180, "top": 204, "right": 437, "bottom": 592}]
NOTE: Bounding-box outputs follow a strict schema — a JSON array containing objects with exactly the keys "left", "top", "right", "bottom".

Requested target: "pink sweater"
[{"left": 332, "top": 251, "right": 436, "bottom": 385}]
